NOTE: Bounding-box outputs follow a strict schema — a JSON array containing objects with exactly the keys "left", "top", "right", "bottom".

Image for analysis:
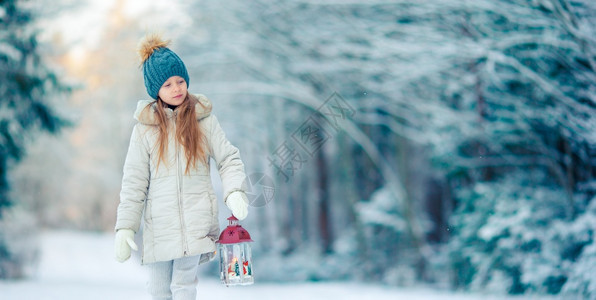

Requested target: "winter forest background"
[{"left": 1, "top": 0, "right": 595, "bottom": 298}]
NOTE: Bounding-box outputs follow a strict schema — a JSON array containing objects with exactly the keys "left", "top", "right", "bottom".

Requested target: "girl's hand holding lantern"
[{"left": 226, "top": 191, "right": 248, "bottom": 220}]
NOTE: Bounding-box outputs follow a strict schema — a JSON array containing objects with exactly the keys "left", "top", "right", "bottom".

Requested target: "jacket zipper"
[{"left": 174, "top": 113, "right": 189, "bottom": 256}]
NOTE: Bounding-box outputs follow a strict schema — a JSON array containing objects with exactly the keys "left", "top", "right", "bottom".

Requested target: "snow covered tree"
[
  {"left": 226, "top": 0, "right": 596, "bottom": 294},
  {"left": 0, "top": 0, "right": 69, "bottom": 214},
  {"left": 414, "top": 0, "right": 596, "bottom": 295},
  {"left": 166, "top": 0, "right": 596, "bottom": 294},
  {"left": 0, "top": 0, "right": 69, "bottom": 278}
]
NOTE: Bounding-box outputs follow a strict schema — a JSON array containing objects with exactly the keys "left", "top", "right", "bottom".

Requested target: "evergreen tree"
[
  {"left": 0, "top": 0, "right": 69, "bottom": 215},
  {"left": 420, "top": 0, "right": 596, "bottom": 295},
  {"left": 0, "top": 0, "right": 69, "bottom": 279}
]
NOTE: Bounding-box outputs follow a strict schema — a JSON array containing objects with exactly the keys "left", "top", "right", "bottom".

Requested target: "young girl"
[{"left": 114, "top": 34, "right": 249, "bottom": 300}]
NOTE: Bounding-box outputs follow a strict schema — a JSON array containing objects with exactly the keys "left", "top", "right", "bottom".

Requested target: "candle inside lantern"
[{"left": 217, "top": 216, "right": 254, "bottom": 286}]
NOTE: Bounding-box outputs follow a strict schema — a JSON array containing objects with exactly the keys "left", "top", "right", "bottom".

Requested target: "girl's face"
[{"left": 158, "top": 76, "right": 188, "bottom": 107}]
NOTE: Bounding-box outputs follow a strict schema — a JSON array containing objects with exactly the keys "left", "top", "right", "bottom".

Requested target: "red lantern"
[{"left": 217, "top": 216, "right": 254, "bottom": 286}]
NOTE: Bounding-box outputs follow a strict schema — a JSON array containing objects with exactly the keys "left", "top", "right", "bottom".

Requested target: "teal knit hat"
[{"left": 138, "top": 35, "right": 189, "bottom": 99}]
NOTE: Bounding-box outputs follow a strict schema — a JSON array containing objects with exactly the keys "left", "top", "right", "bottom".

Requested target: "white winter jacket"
[{"left": 115, "top": 94, "right": 246, "bottom": 264}]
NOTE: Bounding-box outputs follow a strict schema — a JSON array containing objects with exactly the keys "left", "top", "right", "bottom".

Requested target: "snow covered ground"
[{"left": 0, "top": 230, "right": 548, "bottom": 300}]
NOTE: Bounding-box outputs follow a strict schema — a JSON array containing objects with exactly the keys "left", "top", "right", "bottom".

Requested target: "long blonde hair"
[{"left": 152, "top": 94, "right": 208, "bottom": 174}]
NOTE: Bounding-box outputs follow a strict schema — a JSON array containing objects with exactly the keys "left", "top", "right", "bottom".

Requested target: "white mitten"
[
  {"left": 114, "top": 229, "right": 138, "bottom": 263},
  {"left": 226, "top": 191, "right": 248, "bottom": 220}
]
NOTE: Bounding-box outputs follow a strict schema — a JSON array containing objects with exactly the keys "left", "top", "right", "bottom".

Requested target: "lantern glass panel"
[{"left": 218, "top": 242, "right": 253, "bottom": 286}]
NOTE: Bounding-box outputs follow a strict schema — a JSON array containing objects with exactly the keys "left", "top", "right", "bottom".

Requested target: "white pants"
[{"left": 147, "top": 255, "right": 201, "bottom": 300}]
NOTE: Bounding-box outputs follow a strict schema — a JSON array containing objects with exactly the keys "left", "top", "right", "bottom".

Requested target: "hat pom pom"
[{"left": 138, "top": 34, "right": 170, "bottom": 63}]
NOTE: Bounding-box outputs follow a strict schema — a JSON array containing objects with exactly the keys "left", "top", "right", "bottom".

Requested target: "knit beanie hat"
[{"left": 138, "top": 34, "right": 189, "bottom": 99}]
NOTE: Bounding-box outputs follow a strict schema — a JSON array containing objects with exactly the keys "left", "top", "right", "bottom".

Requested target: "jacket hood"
[{"left": 134, "top": 94, "right": 212, "bottom": 125}]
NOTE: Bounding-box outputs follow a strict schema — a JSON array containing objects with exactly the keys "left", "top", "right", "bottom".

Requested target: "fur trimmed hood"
[{"left": 134, "top": 93, "right": 212, "bottom": 125}]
